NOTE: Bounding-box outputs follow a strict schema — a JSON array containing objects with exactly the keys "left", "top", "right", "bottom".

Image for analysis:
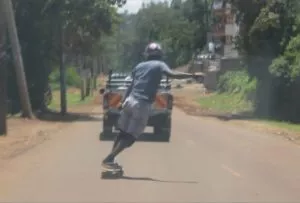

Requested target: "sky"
[{"left": 118, "top": 0, "right": 170, "bottom": 13}]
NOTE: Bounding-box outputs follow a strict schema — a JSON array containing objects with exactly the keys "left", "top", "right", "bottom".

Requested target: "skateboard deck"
[{"left": 101, "top": 169, "right": 124, "bottom": 179}]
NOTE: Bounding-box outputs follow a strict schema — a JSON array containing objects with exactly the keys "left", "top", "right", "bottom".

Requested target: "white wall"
[{"left": 225, "top": 24, "right": 238, "bottom": 36}]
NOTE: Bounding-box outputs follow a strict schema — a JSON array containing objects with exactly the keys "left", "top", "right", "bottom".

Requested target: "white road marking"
[
  {"left": 221, "top": 164, "right": 242, "bottom": 178},
  {"left": 186, "top": 139, "right": 195, "bottom": 146}
]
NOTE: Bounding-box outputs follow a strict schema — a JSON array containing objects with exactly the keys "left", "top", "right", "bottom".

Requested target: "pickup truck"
[{"left": 99, "top": 71, "right": 173, "bottom": 142}]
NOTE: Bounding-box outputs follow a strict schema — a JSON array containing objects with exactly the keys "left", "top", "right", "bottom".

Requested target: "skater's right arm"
[{"left": 160, "top": 62, "right": 194, "bottom": 79}]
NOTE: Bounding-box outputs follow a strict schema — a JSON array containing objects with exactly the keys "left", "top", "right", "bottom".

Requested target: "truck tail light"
[
  {"left": 154, "top": 94, "right": 168, "bottom": 109},
  {"left": 167, "top": 94, "right": 173, "bottom": 109}
]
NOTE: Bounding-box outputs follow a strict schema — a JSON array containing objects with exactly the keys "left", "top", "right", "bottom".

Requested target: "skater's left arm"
[
  {"left": 161, "top": 62, "right": 204, "bottom": 80},
  {"left": 161, "top": 62, "right": 193, "bottom": 79}
]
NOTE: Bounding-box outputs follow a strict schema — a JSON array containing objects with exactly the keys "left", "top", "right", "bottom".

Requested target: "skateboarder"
[{"left": 102, "top": 42, "right": 201, "bottom": 171}]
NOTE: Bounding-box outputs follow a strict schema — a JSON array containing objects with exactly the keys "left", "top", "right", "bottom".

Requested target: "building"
[{"left": 211, "top": 0, "right": 239, "bottom": 57}]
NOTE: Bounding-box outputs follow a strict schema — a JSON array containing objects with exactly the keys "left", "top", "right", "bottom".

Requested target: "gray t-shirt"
[{"left": 124, "top": 60, "right": 173, "bottom": 103}]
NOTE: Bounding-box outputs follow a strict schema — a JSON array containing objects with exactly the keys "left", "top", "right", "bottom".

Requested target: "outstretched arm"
[{"left": 161, "top": 62, "right": 194, "bottom": 79}]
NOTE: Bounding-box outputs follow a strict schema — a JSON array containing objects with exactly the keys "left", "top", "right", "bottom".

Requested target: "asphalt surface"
[{"left": 1, "top": 107, "right": 300, "bottom": 202}]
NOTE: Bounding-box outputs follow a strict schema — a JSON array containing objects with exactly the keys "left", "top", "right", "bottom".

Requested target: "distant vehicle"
[
  {"left": 99, "top": 71, "right": 173, "bottom": 142},
  {"left": 197, "top": 53, "right": 216, "bottom": 60}
]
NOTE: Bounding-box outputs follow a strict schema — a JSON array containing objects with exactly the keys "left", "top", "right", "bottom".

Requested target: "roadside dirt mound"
[
  {"left": 175, "top": 64, "right": 189, "bottom": 72},
  {"left": 0, "top": 118, "right": 63, "bottom": 160},
  {"left": 93, "top": 94, "right": 102, "bottom": 105},
  {"left": 0, "top": 103, "right": 100, "bottom": 162},
  {"left": 173, "top": 94, "right": 219, "bottom": 117},
  {"left": 171, "top": 83, "right": 215, "bottom": 116}
]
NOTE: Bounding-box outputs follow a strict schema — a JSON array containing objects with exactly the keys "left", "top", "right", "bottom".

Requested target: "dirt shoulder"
[
  {"left": 172, "top": 84, "right": 300, "bottom": 145},
  {"left": 0, "top": 103, "right": 101, "bottom": 162},
  {"left": 0, "top": 89, "right": 103, "bottom": 163}
]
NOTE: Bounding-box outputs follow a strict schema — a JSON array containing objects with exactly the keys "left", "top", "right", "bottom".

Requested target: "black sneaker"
[{"left": 101, "top": 162, "right": 122, "bottom": 171}]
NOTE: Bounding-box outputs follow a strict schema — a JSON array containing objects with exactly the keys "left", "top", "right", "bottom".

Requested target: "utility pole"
[
  {"left": 2, "top": 0, "right": 33, "bottom": 118},
  {"left": 205, "top": 0, "right": 208, "bottom": 30},
  {"left": 205, "top": 0, "right": 210, "bottom": 44},
  {"left": 59, "top": 15, "right": 67, "bottom": 115},
  {"left": 0, "top": 1, "right": 8, "bottom": 135},
  {"left": 117, "top": 24, "right": 121, "bottom": 71},
  {"left": 92, "top": 57, "right": 97, "bottom": 91},
  {"left": 0, "top": 51, "right": 7, "bottom": 136}
]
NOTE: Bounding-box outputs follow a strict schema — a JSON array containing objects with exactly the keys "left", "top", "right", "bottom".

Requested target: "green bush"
[
  {"left": 217, "top": 70, "right": 257, "bottom": 101},
  {"left": 49, "top": 66, "right": 81, "bottom": 88}
]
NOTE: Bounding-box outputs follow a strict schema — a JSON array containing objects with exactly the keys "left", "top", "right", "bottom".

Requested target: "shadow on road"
[
  {"left": 100, "top": 132, "right": 170, "bottom": 143},
  {"left": 180, "top": 104, "right": 300, "bottom": 125},
  {"left": 200, "top": 111, "right": 256, "bottom": 121},
  {"left": 118, "top": 176, "right": 198, "bottom": 184},
  {"left": 197, "top": 110, "right": 300, "bottom": 123},
  {"left": 36, "top": 111, "right": 103, "bottom": 123},
  {"left": 175, "top": 101, "right": 259, "bottom": 122}
]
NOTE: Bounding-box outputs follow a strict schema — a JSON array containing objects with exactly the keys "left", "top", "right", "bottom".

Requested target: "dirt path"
[{"left": 0, "top": 103, "right": 100, "bottom": 163}]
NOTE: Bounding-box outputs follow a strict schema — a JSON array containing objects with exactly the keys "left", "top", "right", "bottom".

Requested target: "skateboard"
[{"left": 101, "top": 167, "right": 124, "bottom": 179}]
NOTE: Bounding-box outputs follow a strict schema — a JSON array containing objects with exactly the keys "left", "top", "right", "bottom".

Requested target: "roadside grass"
[
  {"left": 50, "top": 82, "right": 60, "bottom": 91},
  {"left": 260, "top": 120, "right": 300, "bottom": 133},
  {"left": 198, "top": 93, "right": 300, "bottom": 133},
  {"left": 49, "top": 88, "right": 93, "bottom": 110},
  {"left": 198, "top": 93, "right": 253, "bottom": 114}
]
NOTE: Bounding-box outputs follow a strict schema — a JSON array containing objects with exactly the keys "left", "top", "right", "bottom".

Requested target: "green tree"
[
  {"left": 7, "top": 0, "right": 124, "bottom": 113},
  {"left": 230, "top": 0, "right": 300, "bottom": 121},
  {"left": 113, "top": 0, "right": 208, "bottom": 70}
]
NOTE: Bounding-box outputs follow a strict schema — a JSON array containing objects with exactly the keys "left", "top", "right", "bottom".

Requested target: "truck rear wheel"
[
  {"left": 154, "top": 117, "right": 171, "bottom": 142},
  {"left": 100, "top": 116, "right": 114, "bottom": 140},
  {"left": 103, "top": 126, "right": 113, "bottom": 135}
]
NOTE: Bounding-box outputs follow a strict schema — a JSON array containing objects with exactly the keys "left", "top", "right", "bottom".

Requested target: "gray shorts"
[{"left": 117, "top": 96, "right": 151, "bottom": 138}]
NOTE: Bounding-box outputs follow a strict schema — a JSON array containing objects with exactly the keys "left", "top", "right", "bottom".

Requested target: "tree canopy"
[
  {"left": 107, "top": 0, "right": 209, "bottom": 70},
  {"left": 229, "top": 0, "right": 300, "bottom": 121},
  {"left": 4, "top": 0, "right": 209, "bottom": 116},
  {"left": 7, "top": 0, "right": 125, "bottom": 112}
]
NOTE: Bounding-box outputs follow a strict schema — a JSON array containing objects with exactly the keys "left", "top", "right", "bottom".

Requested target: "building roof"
[
  {"left": 212, "top": 0, "right": 232, "bottom": 10},
  {"left": 212, "top": 0, "right": 225, "bottom": 10}
]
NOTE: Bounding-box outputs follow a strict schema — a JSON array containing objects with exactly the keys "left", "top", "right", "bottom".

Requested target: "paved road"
[{"left": 1, "top": 108, "right": 300, "bottom": 202}]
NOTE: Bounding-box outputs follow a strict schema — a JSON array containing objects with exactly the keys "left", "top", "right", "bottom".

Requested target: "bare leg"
[{"left": 102, "top": 131, "right": 135, "bottom": 165}]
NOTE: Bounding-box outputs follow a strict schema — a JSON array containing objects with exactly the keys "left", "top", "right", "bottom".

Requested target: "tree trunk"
[
  {"left": 59, "top": 15, "right": 67, "bottom": 115},
  {"left": 0, "top": 60, "right": 7, "bottom": 136},
  {"left": 0, "top": 5, "right": 8, "bottom": 135},
  {"left": 93, "top": 76, "right": 97, "bottom": 90},
  {"left": 85, "top": 78, "right": 91, "bottom": 97},
  {"left": 80, "top": 79, "right": 85, "bottom": 101}
]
